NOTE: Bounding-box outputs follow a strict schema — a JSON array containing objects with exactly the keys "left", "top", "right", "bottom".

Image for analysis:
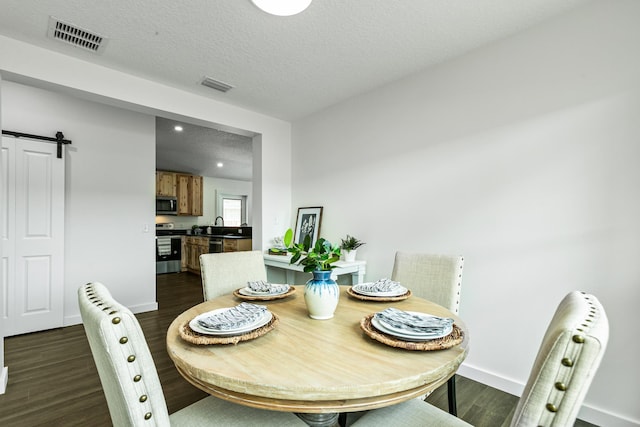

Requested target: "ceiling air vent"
[
  {"left": 201, "top": 76, "right": 234, "bottom": 93},
  {"left": 47, "top": 16, "right": 108, "bottom": 54}
]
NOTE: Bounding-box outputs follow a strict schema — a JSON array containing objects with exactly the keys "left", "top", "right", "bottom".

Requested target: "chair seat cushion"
[
  {"left": 351, "top": 399, "right": 472, "bottom": 427},
  {"left": 169, "top": 396, "right": 306, "bottom": 426}
]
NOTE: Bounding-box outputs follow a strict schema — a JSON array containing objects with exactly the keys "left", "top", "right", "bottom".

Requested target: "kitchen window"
[{"left": 217, "top": 192, "right": 247, "bottom": 226}]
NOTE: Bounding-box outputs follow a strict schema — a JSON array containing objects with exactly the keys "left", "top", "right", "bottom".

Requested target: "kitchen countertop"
[
  {"left": 157, "top": 226, "right": 252, "bottom": 239},
  {"left": 156, "top": 231, "right": 250, "bottom": 239},
  {"left": 199, "top": 234, "right": 251, "bottom": 239}
]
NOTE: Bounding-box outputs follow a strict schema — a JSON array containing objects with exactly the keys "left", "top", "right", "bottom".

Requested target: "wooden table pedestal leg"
[{"left": 296, "top": 412, "right": 339, "bottom": 427}]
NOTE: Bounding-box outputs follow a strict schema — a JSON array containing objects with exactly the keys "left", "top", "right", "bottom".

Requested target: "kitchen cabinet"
[
  {"left": 183, "top": 236, "right": 209, "bottom": 274},
  {"left": 156, "top": 170, "right": 202, "bottom": 216},
  {"left": 223, "top": 238, "right": 252, "bottom": 252},
  {"left": 191, "top": 175, "right": 203, "bottom": 216},
  {"left": 183, "top": 236, "right": 253, "bottom": 274},
  {"left": 177, "top": 174, "right": 189, "bottom": 214},
  {"left": 177, "top": 173, "right": 203, "bottom": 216},
  {"left": 156, "top": 171, "right": 177, "bottom": 197},
  {"left": 180, "top": 237, "right": 187, "bottom": 272}
]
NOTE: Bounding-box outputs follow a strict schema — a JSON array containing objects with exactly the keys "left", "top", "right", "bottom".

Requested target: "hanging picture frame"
[{"left": 294, "top": 207, "right": 323, "bottom": 247}]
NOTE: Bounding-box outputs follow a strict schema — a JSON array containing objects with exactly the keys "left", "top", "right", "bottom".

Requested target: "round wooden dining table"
[{"left": 166, "top": 286, "right": 469, "bottom": 426}]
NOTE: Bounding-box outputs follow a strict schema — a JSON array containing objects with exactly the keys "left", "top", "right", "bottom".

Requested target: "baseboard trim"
[
  {"left": 457, "top": 364, "right": 523, "bottom": 397},
  {"left": 0, "top": 366, "right": 8, "bottom": 395},
  {"left": 64, "top": 302, "right": 159, "bottom": 327},
  {"left": 458, "top": 363, "right": 639, "bottom": 427}
]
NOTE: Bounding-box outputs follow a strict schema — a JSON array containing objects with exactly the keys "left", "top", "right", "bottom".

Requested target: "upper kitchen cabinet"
[
  {"left": 190, "top": 175, "right": 203, "bottom": 216},
  {"left": 177, "top": 173, "right": 203, "bottom": 216},
  {"left": 156, "top": 171, "right": 177, "bottom": 197}
]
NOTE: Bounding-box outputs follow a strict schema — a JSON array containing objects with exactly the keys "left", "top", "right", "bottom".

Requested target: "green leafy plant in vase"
[
  {"left": 283, "top": 228, "right": 341, "bottom": 272},
  {"left": 280, "top": 228, "right": 341, "bottom": 319},
  {"left": 340, "top": 234, "right": 365, "bottom": 262}
]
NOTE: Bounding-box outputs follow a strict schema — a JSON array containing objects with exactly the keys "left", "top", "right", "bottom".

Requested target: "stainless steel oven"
[{"left": 156, "top": 235, "right": 182, "bottom": 274}]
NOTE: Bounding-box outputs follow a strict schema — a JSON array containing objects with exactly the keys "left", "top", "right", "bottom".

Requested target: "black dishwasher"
[{"left": 209, "top": 238, "right": 223, "bottom": 253}]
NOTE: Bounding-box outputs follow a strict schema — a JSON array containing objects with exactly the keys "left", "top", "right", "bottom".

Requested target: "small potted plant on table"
[{"left": 340, "top": 235, "right": 365, "bottom": 262}]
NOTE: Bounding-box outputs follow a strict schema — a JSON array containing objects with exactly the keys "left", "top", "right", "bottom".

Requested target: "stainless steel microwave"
[{"left": 156, "top": 196, "right": 178, "bottom": 215}]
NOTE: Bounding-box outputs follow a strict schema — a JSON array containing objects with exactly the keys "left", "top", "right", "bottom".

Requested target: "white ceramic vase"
[
  {"left": 304, "top": 270, "right": 340, "bottom": 320},
  {"left": 343, "top": 249, "right": 357, "bottom": 262}
]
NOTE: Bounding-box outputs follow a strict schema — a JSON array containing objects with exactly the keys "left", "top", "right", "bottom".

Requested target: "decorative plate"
[
  {"left": 352, "top": 282, "right": 408, "bottom": 297},
  {"left": 233, "top": 286, "right": 296, "bottom": 301},
  {"left": 371, "top": 316, "right": 453, "bottom": 341},
  {"left": 179, "top": 313, "right": 279, "bottom": 345},
  {"left": 360, "top": 314, "right": 463, "bottom": 351},
  {"left": 189, "top": 308, "right": 272, "bottom": 336},
  {"left": 347, "top": 286, "right": 411, "bottom": 302}
]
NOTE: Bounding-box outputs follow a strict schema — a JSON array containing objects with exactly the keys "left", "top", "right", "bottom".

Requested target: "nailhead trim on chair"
[
  {"left": 455, "top": 257, "right": 464, "bottom": 313},
  {"left": 537, "top": 292, "right": 600, "bottom": 426},
  {"left": 83, "top": 283, "right": 155, "bottom": 424}
]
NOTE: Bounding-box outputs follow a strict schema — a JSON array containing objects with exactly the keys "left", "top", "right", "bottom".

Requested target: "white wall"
[
  {"left": 0, "top": 34, "right": 293, "bottom": 251},
  {"left": 292, "top": 1, "right": 640, "bottom": 426},
  {"left": 0, "top": 29, "right": 292, "bottom": 345},
  {"left": 2, "top": 82, "right": 157, "bottom": 325},
  {"left": 0, "top": 73, "right": 6, "bottom": 394}
]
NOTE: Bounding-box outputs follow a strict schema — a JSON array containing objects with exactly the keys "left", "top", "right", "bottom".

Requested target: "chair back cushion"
[
  {"left": 391, "top": 252, "right": 464, "bottom": 313},
  {"left": 78, "top": 282, "right": 171, "bottom": 426},
  {"left": 200, "top": 250, "right": 268, "bottom": 300},
  {"left": 510, "top": 291, "right": 609, "bottom": 427}
]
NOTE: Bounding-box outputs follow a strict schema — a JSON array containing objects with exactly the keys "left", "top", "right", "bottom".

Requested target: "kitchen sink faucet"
[{"left": 214, "top": 216, "right": 224, "bottom": 226}]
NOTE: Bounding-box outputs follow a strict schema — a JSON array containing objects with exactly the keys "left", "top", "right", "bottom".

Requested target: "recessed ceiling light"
[
  {"left": 217, "top": 162, "right": 224, "bottom": 168},
  {"left": 174, "top": 125, "right": 183, "bottom": 132},
  {"left": 251, "top": 0, "right": 312, "bottom": 16}
]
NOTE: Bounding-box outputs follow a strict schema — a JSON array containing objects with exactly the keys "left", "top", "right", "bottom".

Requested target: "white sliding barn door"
[{"left": 1, "top": 136, "right": 64, "bottom": 336}]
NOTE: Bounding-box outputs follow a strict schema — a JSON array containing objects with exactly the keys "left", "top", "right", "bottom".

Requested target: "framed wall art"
[{"left": 294, "top": 206, "right": 323, "bottom": 247}]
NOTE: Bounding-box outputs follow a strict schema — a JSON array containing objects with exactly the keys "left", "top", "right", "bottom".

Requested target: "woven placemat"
[
  {"left": 233, "top": 286, "right": 296, "bottom": 301},
  {"left": 179, "top": 313, "right": 279, "bottom": 345},
  {"left": 360, "top": 314, "right": 463, "bottom": 351},
  {"left": 347, "top": 287, "right": 412, "bottom": 302}
]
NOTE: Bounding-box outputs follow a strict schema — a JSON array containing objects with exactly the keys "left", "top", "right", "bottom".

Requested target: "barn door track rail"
[{"left": 2, "top": 130, "right": 72, "bottom": 159}]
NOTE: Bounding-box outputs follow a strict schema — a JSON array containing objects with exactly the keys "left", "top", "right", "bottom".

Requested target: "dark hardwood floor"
[
  {"left": 0, "top": 273, "right": 597, "bottom": 426},
  {"left": 0, "top": 273, "right": 207, "bottom": 427}
]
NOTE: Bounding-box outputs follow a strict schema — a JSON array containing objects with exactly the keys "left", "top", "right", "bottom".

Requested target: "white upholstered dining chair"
[
  {"left": 78, "top": 282, "right": 306, "bottom": 427},
  {"left": 391, "top": 252, "right": 464, "bottom": 317},
  {"left": 351, "top": 291, "right": 609, "bottom": 427},
  {"left": 199, "top": 250, "right": 268, "bottom": 300},
  {"left": 391, "top": 252, "right": 464, "bottom": 415}
]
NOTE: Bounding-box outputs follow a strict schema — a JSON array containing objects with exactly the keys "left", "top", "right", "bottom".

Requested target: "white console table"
[{"left": 263, "top": 253, "right": 366, "bottom": 285}]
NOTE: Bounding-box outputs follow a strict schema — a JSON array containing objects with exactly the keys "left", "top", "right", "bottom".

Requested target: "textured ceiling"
[
  {"left": 155, "top": 117, "right": 253, "bottom": 181},
  {"left": 0, "top": 0, "right": 591, "bottom": 180}
]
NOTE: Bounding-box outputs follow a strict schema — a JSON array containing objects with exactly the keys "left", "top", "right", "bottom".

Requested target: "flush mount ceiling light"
[
  {"left": 251, "top": 0, "right": 312, "bottom": 16},
  {"left": 201, "top": 76, "right": 234, "bottom": 93},
  {"left": 174, "top": 125, "right": 183, "bottom": 132},
  {"left": 217, "top": 162, "right": 224, "bottom": 168}
]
